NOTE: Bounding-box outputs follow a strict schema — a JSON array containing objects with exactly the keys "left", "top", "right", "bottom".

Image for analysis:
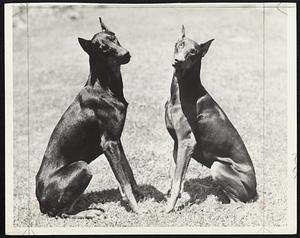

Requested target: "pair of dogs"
[{"left": 36, "top": 18, "right": 257, "bottom": 218}]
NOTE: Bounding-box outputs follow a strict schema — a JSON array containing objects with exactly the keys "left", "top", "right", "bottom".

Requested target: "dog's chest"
[
  {"left": 166, "top": 100, "right": 191, "bottom": 132},
  {"left": 79, "top": 87, "right": 127, "bottom": 131}
]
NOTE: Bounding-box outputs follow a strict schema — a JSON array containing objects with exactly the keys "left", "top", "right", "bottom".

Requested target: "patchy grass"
[{"left": 12, "top": 6, "right": 288, "bottom": 227}]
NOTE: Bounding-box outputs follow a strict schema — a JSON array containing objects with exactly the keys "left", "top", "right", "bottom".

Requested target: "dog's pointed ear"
[
  {"left": 199, "top": 39, "right": 214, "bottom": 57},
  {"left": 99, "top": 17, "right": 110, "bottom": 32},
  {"left": 78, "top": 37, "right": 92, "bottom": 54},
  {"left": 181, "top": 24, "right": 186, "bottom": 39}
]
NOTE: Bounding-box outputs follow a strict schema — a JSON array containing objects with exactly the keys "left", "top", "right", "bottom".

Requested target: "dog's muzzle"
[{"left": 120, "top": 52, "right": 131, "bottom": 64}]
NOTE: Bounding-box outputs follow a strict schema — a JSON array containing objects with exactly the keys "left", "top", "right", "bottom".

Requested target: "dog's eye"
[
  {"left": 100, "top": 44, "right": 109, "bottom": 52},
  {"left": 177, "top": 42, "right": 184, "bottom": 48},
  {"left": 109, "top": 35, "right": 116, "bottom": 41},
  {"left": 190, "top": 49, "right": 197, "bottom": 55}
]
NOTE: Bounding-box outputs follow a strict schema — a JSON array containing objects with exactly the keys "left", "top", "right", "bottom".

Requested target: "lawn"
[{"left": 12, "top": 5, "right": 288, "bottom": 228}]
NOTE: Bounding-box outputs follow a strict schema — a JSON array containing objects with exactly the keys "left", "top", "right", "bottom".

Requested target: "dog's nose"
[
  {"left": 124, "top": 52, "right": 131, "bottom": 59},
  {"left": 120, "top": 51, "right": 131, "bottom": 64}
]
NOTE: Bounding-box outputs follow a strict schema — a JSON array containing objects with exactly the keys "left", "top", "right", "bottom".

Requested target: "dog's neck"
[
  {"left": 87, "top": 57, "right": 127, "bottom": 104},
  {"left": 171, "top": 59, "right": 206, "bottom": 105},
  {"left": 170, "top": 59, "right": 207, "bottom": 137}
]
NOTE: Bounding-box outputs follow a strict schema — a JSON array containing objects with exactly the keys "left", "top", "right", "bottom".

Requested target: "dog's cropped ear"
[
  {"left": 99, "top": 17, "right": 110, "bottom": 32},
  {"left": 181, "top": 24, "right": 186, "bottom": 39},
  {"left": 199, "top": 39, "right": 214, "bottom": 57},
  {"left": 78, "top": 38, "right": 92, "bottom": 54}
]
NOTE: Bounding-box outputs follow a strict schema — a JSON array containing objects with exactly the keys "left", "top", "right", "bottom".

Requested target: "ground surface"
[{"left": 13, "top": 5, "right": 288, "bottom": 227}]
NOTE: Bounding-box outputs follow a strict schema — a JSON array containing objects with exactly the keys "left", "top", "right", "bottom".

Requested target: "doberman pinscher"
[
  {"left": 164, "top": 25, "right": 257, "bottom": 213},
  {"left": 36, "top": 18, "right": 142, "bottom": 218}
]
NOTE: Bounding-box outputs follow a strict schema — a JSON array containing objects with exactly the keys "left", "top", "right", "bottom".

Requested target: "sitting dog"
[
  {"left": 36, "top": 18, "right": 141, "bottom": 218},
  {"left": 164, "top": 25, "right": 257, "bottom": 213}
]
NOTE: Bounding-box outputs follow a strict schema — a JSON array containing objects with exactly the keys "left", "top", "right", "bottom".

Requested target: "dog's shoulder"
[
  {"left": 79, "top": 86, "right": 126, "bottom": 110},
  {"left": 78, "top": 86, "right": 99, "bottom": 109},
  {"left": 196, "top": 93, "right": 226, "bottom": 121},
  {"left": 196, "top": 93, "right": 214, "bottom": 112},
  {"left": 78, "top": 86, "right": 111, "bottom": 109}
]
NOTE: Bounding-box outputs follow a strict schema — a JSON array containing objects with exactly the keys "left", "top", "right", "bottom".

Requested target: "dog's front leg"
[
  {"left": 117, "top": 142, "right": 143, "bottom": 200},
  {"left": 102, "top": 139, "right": 140, "bottom": 213},
  {"left": 166, "top": 141, "right": 178, "bottom": 196},
  {"left": 165, "top": 137, "right": 195, "bottom": 213}
]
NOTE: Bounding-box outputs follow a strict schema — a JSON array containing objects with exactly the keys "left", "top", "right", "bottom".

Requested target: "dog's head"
[
  {"left": 78, "top": 18, "right": 131, "bottom": 66},
  {"left": 172, "top": 25, "right": 214, "bottom": 74}
]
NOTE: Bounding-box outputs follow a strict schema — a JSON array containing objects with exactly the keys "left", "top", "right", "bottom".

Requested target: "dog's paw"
[
  {"left": 63, "top": 209, "right": 104, "bottom": 219},
  {"left": 138, "top": 207, "right": 150, "bottom": 215},
  {"left": 82, "top": 209, "right": 104, "bottom": 219},
  {"left": 157, "top": 206, "right": 166, "bottom": 213},
  {"left": 164, "top": 205, "right": 175, "bottom": 214}
]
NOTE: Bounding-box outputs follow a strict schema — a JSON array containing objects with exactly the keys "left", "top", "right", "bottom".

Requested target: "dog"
[
  {"left": 164, "top": 25, "right": 257, "bottom": 213},
  {"left": 35, "top": 18, "right": 142, "bottom": 218}
]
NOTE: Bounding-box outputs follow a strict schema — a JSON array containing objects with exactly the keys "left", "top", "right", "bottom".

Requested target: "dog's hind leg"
[
  {"left": 210, "top": 160, "right": 257, "bottom": 203},
  {"left": 39, "top": 161, "right": 104, "bottom": 219},
  {"left": 53, "top": 161, "right": 92, "bottom": 195},
  {"left": 56, "top": 161, "right": 106, "bottom": 219}
]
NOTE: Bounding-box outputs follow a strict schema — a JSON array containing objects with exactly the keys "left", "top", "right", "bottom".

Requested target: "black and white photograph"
[{"left": 5, "top": 2, "right": 297, "bottom": 235}]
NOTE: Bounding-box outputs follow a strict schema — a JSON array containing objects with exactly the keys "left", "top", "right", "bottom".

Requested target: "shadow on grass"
[
  {"left": 177, "top": 176, "right": 230, "bottom": 210},
  {"left": 71, "top": 177, "right": 229, "bottom": 213},
  {"left": 72, "top": 184, "right": 166, "bottom": 213}
]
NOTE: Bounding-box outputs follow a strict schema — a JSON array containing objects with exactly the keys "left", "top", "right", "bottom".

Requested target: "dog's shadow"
[
  {"left": 180, "top": 176, "right": 230, "bottom": 209},
  {"left": 72, "top": 177, "right": 229, "bottom": 213},
  {"left": 72, "top": 184, "right": 166, "bottom": 213}
]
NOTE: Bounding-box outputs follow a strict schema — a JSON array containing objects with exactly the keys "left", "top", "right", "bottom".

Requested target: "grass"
[{"left": 12, "top": 5, "right": 288, "bottom": 227}]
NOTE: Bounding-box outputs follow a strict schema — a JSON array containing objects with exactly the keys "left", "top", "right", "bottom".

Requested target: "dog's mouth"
[
  {"left": 172, "top": 62, "right": 182, "bottom": 69},
  {"left": 172, "top": 59, "right": 184, "bottom": 69}
]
